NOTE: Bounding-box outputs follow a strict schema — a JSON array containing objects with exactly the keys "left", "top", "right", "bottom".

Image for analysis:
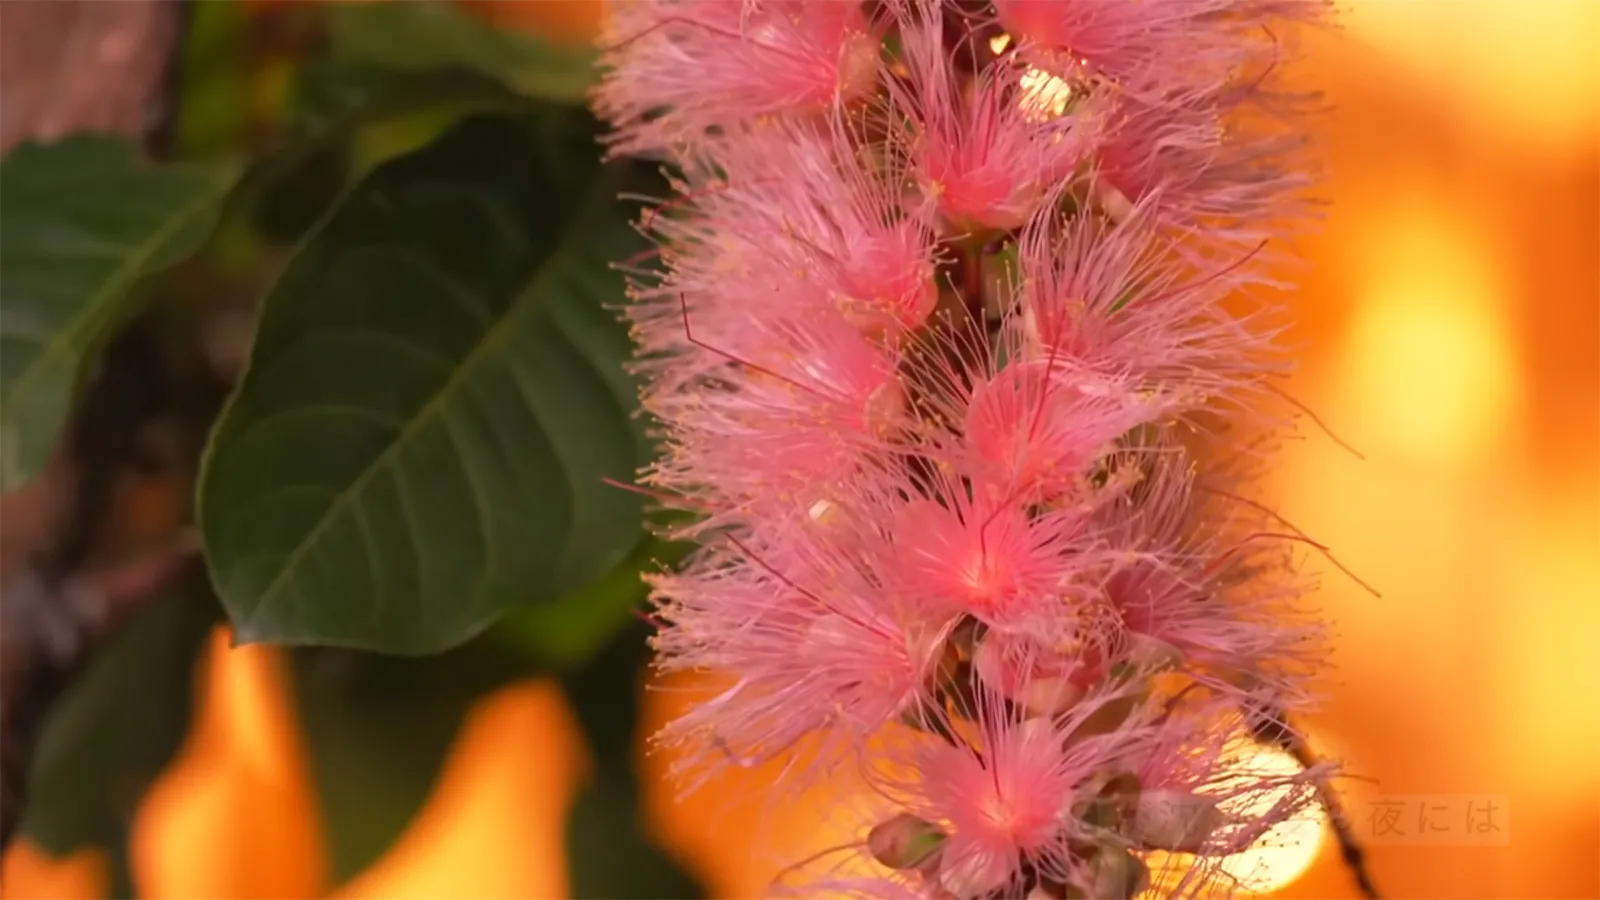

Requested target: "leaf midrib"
[
  {"left": 0, "top": 163, "right": 237, "bottom": 406},
  {"left": 233, "top": 169, "right": 621, "bottom": 628}
]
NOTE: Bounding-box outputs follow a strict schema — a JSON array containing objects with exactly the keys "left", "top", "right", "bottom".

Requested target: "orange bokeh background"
[{"left": 4, "top": 1, "right": 1596, "bottom": 898}]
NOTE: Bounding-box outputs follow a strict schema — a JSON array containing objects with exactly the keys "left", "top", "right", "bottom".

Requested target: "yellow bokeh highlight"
[
  {"left": 1018, "top": 68, "right": 1074, "bottom": 123},
  {"left": 128, "top": 629, "right": 325, "bottom": 900},
  {"left": 1144, "top": 743, "right": 1328, "bottom": 897},
  {"left": 1344, "top": 0, "right": 1600, "bottom": 153},
  {"left": 1215, "top": 746, "right": 1328, "bottom": 894},
  {"left": 334, "top": 682, "right": 583, "bottom": 900},
  {"left": 1342, "top": 203, "right": 1518, "bottom": 462},
  {"left": 639, "top": 672, "right": 889, "bottom": 898},
  {"left": 0, "top": 843, "right": 106, "bottom": 900}
]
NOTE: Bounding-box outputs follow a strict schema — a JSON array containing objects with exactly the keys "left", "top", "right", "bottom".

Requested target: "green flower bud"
[{"left": 868, "top": 813, "right": 946, "bottom": 870}]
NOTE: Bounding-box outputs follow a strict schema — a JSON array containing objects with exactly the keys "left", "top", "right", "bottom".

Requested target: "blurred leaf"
[
  {"left": 491, "top": 536, "right": 689, "bottom": 670},
  {"left": 0, "top": 139, "right": 240, "bottom": 492},
  {"left": 290, "top": 642, "right": 529, "bottom": 883},
  {"left": 248, "top": 140, "right": 350, "bottom": 244},
  {"left": 20, "top": 581, "right": 217, "bottom": 896},
  {"left": 199, "top": 111, "right": 651, "bottom": 654},
  {"left": 561, "top": 621, "right": 705, "bottom": 899},
  {"left": 324, "top": 0, "right": 596, "bottom": 104},
  {"left": 567, "top": 776, "right": 705, "bottom": 900},
  {"left": 248, "top": 67, "right": 535, "bottom": 246},
  {"left": 170, "top": 0, "right": 255, "bottom": 159},
  {"left": 286, "top": 62, "right": 531, "bottom": 144}
]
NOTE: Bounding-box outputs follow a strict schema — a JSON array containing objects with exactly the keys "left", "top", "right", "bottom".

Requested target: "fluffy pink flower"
[
  {"left": 1008, "top": 201, "right": 1289, "bottom": 406},
  {"left": 650, "top": 533, "right": 953, "bottom": 781},
  {"left": 959, "top": 358, "right": 1162, "bottom": 501},
  {"left": 594, "top": 0, "right": 881, "bottom": 157},
  {"left": 641, "top": 316, "right": 905, "bottom": 511},
  {"left": 594, "top": 0, "right": 1340, "bottom": 896},
  {"left": 1095, "top": 451, "right": 1326, "bottom": 706},
  {"left": 886, "top": 492, "right": 1072, "bottom": 629},
  {"left": 1093, "top": 91, "right": 1320, "bottom": 256},
  {"left": 898, "top": 11, "right": 1100, "bottom": 231},
  {"left": 992, "top": 0, "right": 1325, "bottom": 96},
  {"left": 654, "top": 117, "right": 943, "bottom": 341},
  {"left": 850, "top": 683, "right": 1183, "bottom": 897}
]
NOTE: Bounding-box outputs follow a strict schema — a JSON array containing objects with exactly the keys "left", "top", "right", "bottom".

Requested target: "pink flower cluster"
[{"left": 595, "top": 1, "right": 1333, "bottom": 897}]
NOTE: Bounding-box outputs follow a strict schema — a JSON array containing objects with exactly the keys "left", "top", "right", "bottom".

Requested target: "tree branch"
[{"left": 1248, "top": 702, "right": 1383, "bottom": 899}]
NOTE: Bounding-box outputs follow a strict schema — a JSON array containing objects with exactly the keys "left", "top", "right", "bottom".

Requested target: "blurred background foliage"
[
  {"left": 0, "top": 1, "right": 1595, "bottom": 899},
  {"left": 1, "top": 0, "right": 696, "bottom": 896}
]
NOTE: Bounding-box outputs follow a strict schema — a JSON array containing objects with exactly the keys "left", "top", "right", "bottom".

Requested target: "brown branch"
[{"left": 1248, "top": 703, "right": 1382, "bottom": 899}]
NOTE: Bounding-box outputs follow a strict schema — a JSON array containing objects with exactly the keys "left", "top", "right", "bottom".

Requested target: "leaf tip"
[{"left": 226, "top": 625, "right": 265, "bottom": 649}]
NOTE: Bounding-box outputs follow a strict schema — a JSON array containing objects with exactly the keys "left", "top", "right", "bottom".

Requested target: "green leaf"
[
  {"left": 290, "top": 643, "right": 530, "bottom": 883},
  {"left": 170, "top": 0, "right": 255, "bottom": 160},
  {"left": 567, "top": 777, "right": 705, "bottom": 900},
  {"left": 561, "top": 621, "right": 705, "bottom": 899},
  {"left": 199, "top": 111, "right": 653, "bottom": 654},
  {"left": 490, "top": 536, "right": 689, "bottom": 670},
  {"left": 325, "top": 1, "right": 596, "bottom": 104},
  {"left": 249, "top": 67, "right": 537, "bottom": 246},
  {"left": 20, "top": 583, "right": 218, "bottom": 896},
  {"left": 0, "top": 139, "right": 240, "bottom": 491}
]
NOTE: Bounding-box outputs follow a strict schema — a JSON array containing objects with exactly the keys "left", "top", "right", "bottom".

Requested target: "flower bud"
[
  {"left": 1063, "top": 687, "right": 1148, "bottom": 745},
  {"left": 1076, "top": 771, "right": 1142, "bottom": 831},
  {"left": 1124, "top": 632, "right": 1182, "bottom": 672},
  {"left": 1089, "top": 847, "right": 1150, "bottom": 900},
  {"left": 973, "top": 632, "right": 1088, "bottom": 716},
  {"left": 868, "top": 813, "right": 946, "bottom": 870},
  {"left": 1132, "top": 790, "right": 1225, "bottom": 852}
]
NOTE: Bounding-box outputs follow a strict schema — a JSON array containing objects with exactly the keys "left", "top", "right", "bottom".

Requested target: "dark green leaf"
[
  {"left": 0, "top": 139, "right": 240, "bottom": 491},
  {"left": 20, "top": 582, "right": 218, "bottom": 896},
  {"left": 491, "top": 536, "right": 689, "bottom": 670},
  {"left": 247, "top": 67, "right": 535, "bottom": 246},
  {"left": 169, "top": 0, "right": 255, "bottom": 159},
  {"left": 250, "top": 141, "right": 350, "bottom": 243},
  {"left": 199, "top": 111, "right": 652, "bottom": 654},
  {"left": 325, "top": 1, "right": 596, "bottom": 104},
  {"left": 562, "top": 621, "right": 705, "bottom": 899},
  {"left": 290, "top": 643, "right": 530, "bottom": 883},
  {"left": 567, "top": 777, "right": 705, "bottom": 900}
]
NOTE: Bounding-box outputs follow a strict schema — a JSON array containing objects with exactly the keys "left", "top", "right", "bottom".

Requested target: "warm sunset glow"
[
  {"left": 1343, "top": 205, "right": 1517, "bottom": 461},
  {"left": 1344, "top": 0, "right": 1599, "bottom": 151},
  {"left": 1344, "top": 294, "right": 1515, "bottom": 461},
  {"left": 334, "top": 682, "right": 581, "bottom": 900},
  {"left": 128, "top": 629, "right": 325, "bottom": 899},
  {"left": 1143, "top": 744, "right": 1326, "bottom": 896},
  {"left": 0, "top": 843, "right": 105, "bottom": 900},
  {"left": 4, "top": 2, "right": 1596, "bottom": 899},
  {"left": 1215, "top": 745, "right": 1327, "bottom": 893},
  {"left": 640, "top": 672, "right": 890, "bottom": 898}
]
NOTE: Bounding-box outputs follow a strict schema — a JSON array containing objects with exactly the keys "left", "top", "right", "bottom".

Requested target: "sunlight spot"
[
  {"left": 1019, "top": 68, "right": 1073, "bottom": 122},
  {"left": 1144, "top": 742, "right": 1326, "bottom": 896},
  {"left": 1215, "top": 743, "right": 1327, "bottom": 893},
  {"left": 1344, "top": 206, "right": 1518, "bottom": 461},
  {"left": 1345, "top": 0, "right": 1599, "bottom": 151}
]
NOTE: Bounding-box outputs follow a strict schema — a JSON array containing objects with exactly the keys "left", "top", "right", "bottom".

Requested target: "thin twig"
[{"left": 1248, "top": 703, "right": 1382, "bottom": 899}]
